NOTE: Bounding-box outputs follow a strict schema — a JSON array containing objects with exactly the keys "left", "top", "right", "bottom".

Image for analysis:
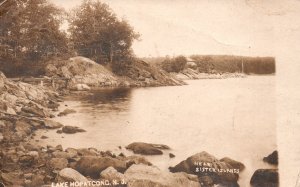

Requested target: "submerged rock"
[
  {"left": 62, "top": 126, "right": 86, "bottom": 134},
  {"left": 58, "top": 109, "right": 76, "bottom": 117},
  {"left": 169, "top": 153, "right": 176, "bottom": 158},
  {"left": 126, "top": 142, "right": 170, "bottom": 155},
  {"left": 125, "top": 164, "right": 200, "bottom": 187},
  {"left": 123, "top": 155, "right": 152, "bottom": 168},
  {"left": 169, "top": 151, "right": 241, "bottom": 187},
  {"left": 250, "top": 169, "right": 279, "bottom": 187},
  {"left": 74, "top": 84, "right": 91, "bottom": 91},
  {"left": 263, "top": 151, "right": 278, "bottom": 165},
  {"left": 75, "top": 156, "right": 127, "bottom": 179}
]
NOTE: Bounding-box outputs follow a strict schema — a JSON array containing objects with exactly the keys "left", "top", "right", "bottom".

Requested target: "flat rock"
[
  {"left": 44, "top": 120, "right": 63, "bottom": 129},
  {"left": 250, "top": 169, "right": 279, "bottom": 187},
  {"left": 57, "top": 168, "right": 88, "bottom": 182},
  {"left": 126, "top": 142, "right": 170, "bottom": 155}
]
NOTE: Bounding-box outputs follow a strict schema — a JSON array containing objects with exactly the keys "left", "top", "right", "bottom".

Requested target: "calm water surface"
[{"left": 38, "top": 76, "right": 277, "bottom": 186}]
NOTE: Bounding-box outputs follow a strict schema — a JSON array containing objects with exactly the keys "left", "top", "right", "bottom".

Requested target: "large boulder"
[
  {"left": 169, "top": 151, "right": 241, "bottom": 187},
  {"left": 250, "top": 169, "right": 279, "bottom": 187},
  {"left": 57, "top": 168, "right": 88, "bottom": 182},
  {"left": 126, "top": 142, "right": 170, "bottom": 155},
  {"left": 1, "top": 172, "right": 24, "bottom": 186},
  {"left": 263, "top": 151, "right": 278, "bottom": 165},
  {"left": 75, "top": 156, "right": 127, "bottom": 179},
  {"left": 220, "top": 157, "right": 245, "bottom": 171},
  {"left": 100, "top": 166, "right": 125, "bottom": 182},
  {"left": 124, "top": 164, "right": 200, "bottom": 187}
]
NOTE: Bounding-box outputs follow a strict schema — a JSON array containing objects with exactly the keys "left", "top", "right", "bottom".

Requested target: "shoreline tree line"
[
  {"left": 0, "top": 0, "right": 139, "bottom": 77},
  {"left": 0, "top": 0, "right": 275, "bottom": 77}
]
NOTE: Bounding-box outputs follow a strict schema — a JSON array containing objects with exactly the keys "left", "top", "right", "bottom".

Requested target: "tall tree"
[
  {"left": 68, "top": 0, "right": 139, "bottom": 65},
  {"left": 0, "top": 0, "right": 68, "bottom": 76}
]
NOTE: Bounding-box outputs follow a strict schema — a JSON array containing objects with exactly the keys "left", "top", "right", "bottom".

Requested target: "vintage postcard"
[{"left": 1, "top": 0, "right": 299, "bottom": 187}]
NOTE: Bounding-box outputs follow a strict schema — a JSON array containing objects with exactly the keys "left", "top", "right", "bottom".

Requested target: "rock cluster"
[{"left": 169, "top": 151, "right": 244, "bottom": 187}]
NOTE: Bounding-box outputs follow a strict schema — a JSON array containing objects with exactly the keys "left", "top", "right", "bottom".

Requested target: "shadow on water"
[{"left": 70, "top": 88, "right": 133, "bottom": 114}]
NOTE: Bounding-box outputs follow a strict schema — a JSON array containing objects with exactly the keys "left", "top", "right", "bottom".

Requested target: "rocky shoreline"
[
  {"left": 0, "top": 71, "right": 278, "bottom": 187},
  {"left": 45, "top": 57, "right": 185, "bottom": 91},
  {"left": 172, "top": 68, "right": 246, "bottom": 81}
]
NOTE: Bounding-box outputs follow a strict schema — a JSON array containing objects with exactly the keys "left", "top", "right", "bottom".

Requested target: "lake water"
[{"left": 37, "top": 76, "right": 277, "bottom": 186}]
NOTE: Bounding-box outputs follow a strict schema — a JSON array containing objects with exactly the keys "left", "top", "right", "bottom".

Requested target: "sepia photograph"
[{"left": 1, "top": 0, "right": 299, "bottom": 186}]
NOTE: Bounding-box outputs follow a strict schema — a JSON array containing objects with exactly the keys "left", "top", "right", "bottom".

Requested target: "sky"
[{"left": 49, "top": 0, "right": 300, "bottom": 58}]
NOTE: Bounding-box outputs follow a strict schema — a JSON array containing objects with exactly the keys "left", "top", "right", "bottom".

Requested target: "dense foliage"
[
  {"left": 0, "top": 0, "right": 68, "bottom": 76},
  {"left": 159, "top": 56, "right": 187, "bottom": 73},
  {"left": 68, "top": 0, "right": 140, "bottom": 73}
]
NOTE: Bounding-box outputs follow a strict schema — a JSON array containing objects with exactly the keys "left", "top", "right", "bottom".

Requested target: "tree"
[
  {"left": 68, "top": 0, "right": 139, "bottom": 65},
  {"left": 160, "top": 55, "right": 187, "bottom": 73},
  {"left": 0, "top": 0, "right": 68, "bottom": 76}
]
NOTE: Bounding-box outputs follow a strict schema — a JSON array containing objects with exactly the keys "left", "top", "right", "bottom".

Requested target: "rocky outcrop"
[
  {"left": 169, "top": 151, "right": 241, "bottom": 187},
  {"left": 46, "top": 56, "right": 118, "bottom": 89},
  {"left": 45, "top": 57, "right": 185, "bottom": 89},
  {"left": 263, "top": 151, "right": 278, "bottom": 165},
  {"left": 75, "top": 156, "right": 127, "bottom": 179},
  {"left": 122, "top": 60, "right": 185, "bottom": 87},
  {"left": 250, "top": 169, "right": 279, "bottom": 187},
  {"left": 126, "top": 142, "right": 170, "bottom": 155},
  {"left": 124, "top": 164, "right": 200, "bottom": 187},
  {"left": 0, "top": 71, "right": 59, "bottom": 117}
]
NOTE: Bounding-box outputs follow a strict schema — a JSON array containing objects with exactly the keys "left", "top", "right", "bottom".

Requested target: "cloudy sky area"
[{"left": 50, "top": 0, "right": 300, "bottom": 58}]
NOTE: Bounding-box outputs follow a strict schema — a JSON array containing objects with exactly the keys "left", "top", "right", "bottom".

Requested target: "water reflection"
[{"left": 70, "top": 88, "right": 132, "bottom": 114}]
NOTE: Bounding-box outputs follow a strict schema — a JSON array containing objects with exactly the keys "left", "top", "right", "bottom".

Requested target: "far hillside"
[{"left": 190, "top": 55, "right": 276, "bottom": 75}]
